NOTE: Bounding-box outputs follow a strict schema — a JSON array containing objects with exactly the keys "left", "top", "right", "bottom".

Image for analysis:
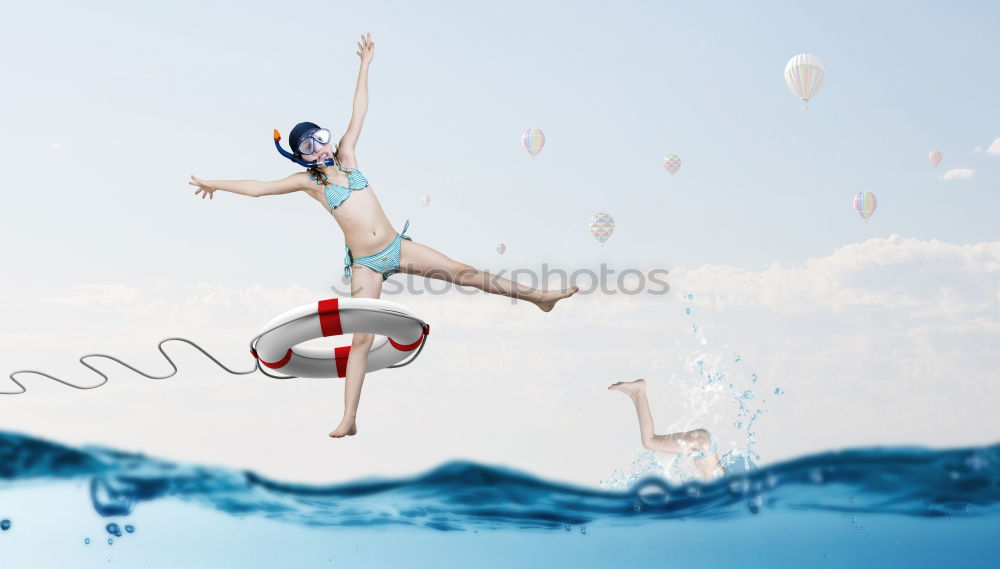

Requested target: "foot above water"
[
  {"left": 535, "top": 286, "right": 580, "bottom": 312},
  {"left": 607, "top": 378, "right": 646, "bottom": 396},
  {"left": 329, "top": 419, "right": 358, "bottom": 438}
]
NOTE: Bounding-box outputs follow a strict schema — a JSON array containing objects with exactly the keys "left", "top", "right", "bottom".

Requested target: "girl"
[
  {"left": 608, "top": 379, "right": 725, "bottom": 482},
  {"left": 189, "top": 33, "right": 578, "bottom": 438}
]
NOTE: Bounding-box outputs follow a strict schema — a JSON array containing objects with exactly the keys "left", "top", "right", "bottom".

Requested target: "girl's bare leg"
[
  {"left": 329, "top": 266, "right": 384, "bottom": 438},
  {"left": 608, "top": 379, "right": 724, "bottom": 482},
  {"left": 400, "top": 240, "right": 578, "bottom": 312}
]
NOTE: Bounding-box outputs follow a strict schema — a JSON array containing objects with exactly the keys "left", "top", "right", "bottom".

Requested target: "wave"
[{"left": 1, "top": 431, "right": 997, "bottom": 531}]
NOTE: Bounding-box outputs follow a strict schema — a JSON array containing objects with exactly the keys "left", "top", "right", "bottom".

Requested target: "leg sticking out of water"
[
  {"left": 608, "top": 378, "right": 724, "bottom": 482},
  {"left": 399, "top": 240, "right": 579, "bottom": 312}
]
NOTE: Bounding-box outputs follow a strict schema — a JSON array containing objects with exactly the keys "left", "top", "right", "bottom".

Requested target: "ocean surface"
[{"left": 0, "top": 431, "right": 998, "bottom": 568}]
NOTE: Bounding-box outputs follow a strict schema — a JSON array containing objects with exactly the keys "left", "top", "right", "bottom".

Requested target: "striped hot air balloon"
[
  {"left": 663, "top": 154, "right": 682, "bottom": 176},
  {"left": 521, "top": 128, "right": 545, "bottom": 157},
  {"left": 784, "top": 54, "right": 825, "bottom": 110},
  {"left": 853, "top": 191, "right": 877, "bottom": 220},
  {"left": 589, "top": 213, "right": 615, "bottom": 244}
]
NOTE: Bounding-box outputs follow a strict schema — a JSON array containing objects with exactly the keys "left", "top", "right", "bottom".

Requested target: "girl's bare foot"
[
  {"left": 329, "top": 418, "right": 358, "bottom": 438},
  {"left": 534, "top": 286, "right": 580, "bottom": 312},
  {"left": 607, "top": 378, "right": 646, "bottom": 396}
]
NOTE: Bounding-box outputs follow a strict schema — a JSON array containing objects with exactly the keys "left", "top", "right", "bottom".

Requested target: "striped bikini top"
[{"left": 314, "top": 167, "right": 369, "bottom": 209}]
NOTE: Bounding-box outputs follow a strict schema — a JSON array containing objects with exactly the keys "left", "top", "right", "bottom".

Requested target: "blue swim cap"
[{"left": 288, "top": 121, "right": 321, "bottom": 156}]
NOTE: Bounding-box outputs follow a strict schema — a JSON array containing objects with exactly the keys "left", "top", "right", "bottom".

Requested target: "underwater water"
[{"left": 1, "top": 431, "right": 998, "bottom": 568}]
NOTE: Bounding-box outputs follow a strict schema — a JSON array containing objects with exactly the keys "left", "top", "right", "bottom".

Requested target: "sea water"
[{"left": 1, "top": 431, "right": 998, "bottom": 568}]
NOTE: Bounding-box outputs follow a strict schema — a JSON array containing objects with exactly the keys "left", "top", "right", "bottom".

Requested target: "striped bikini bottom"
[{"left": 343, "top": 220, "right": 412, "bottom": 281}]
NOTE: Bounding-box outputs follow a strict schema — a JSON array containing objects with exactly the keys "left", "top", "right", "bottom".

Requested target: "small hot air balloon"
[
  {"left": 589, "top": 213, "right": 615, "bottom": 244},
  {"left": 496, "top": 243, "right": 506, "bottom": 255},
  {"left": 784, "top": 54, "right": 825, "bottom": 110},
  {"left": 420, "top": 194, "right": 431, "bottom": 206},
  {"left": 853, "top": 191, "right": 877, "bottom": 220},
  {"left": 663, "top": 154, "right": 682, "bottom": 176},
  {"left": 929, "top": 150, "right": 943, "bottom": 167},
  {"left": 521, "top": 128, "right": 545, "bottom": 157}
]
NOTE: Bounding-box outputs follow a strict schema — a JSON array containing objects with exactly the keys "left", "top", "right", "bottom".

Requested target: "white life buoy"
[{"left": 250, "top": 298, "right": 429, "bottom": 379}]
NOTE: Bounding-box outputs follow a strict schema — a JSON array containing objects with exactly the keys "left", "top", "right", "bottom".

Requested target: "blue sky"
[
  {"left": 3, "top": 0, "right": 998, "bottom": 291},
  {"left": 2, "top": 1, "right": 998, "bottom": 486}
]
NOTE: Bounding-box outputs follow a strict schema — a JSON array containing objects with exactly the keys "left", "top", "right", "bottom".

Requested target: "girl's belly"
[{"left": 331, "top": 190, "right": 397, "bottom": 255}]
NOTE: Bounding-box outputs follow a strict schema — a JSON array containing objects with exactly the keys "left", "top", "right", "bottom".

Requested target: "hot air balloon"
[
  {"left": 521, "top": 128, "right": 545, "bottom": 157},
  {"left": 420, "top": 194, "right": 431, "bottom": 206},
  {"left": 663, "top": 154, "right": 681, "bottom": 176},
  {"left": 929, "top": 150, "right": 943, "bottom": 167},
  {"left": 784, "top": 54, "right": 825, "bottom": 110},
  {"left": 853, "top": 191, "right": 877, "bottom": 220},
  {"left": 496, "top": 243, "right": 506, "bottom": 255},
  {"left": 589, "top": 213, "right": 615, "bottom": 244}
]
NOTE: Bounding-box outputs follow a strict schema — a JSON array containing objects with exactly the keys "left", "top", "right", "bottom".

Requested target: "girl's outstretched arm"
[
  {"left": 337, "top": 33, "right": 375, "bottom": 164},
  {"left": 189, "top": 173, "right": 305, "bottom": 199}
]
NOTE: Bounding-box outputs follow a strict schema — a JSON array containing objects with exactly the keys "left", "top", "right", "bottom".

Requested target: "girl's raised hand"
[
  {"left": 189, "top": 175, "right": 216, "bottom": 200},
  {"left": 357, "top": 32, "right": 374, "bottom": 64}
]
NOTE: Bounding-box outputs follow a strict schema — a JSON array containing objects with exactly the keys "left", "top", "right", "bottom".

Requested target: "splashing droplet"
[
  {"left": 727, "top": 477, "right": 751, "bottom": 497},
  {"left": 85, "top": 538, "right": 91, "bottom": 545},
  {"left": 125, "top": 525, "right": 135, "bottom": 534},
  {"left": 0, "top": 519, "right": 11, "bottom": 531},
  {"left": 106, "top": 523, "right": 122, "bottom": 537},
  {"left": 774, "top": 387, "right": 784, "bottom": 395},
  {"left": 635, "top": 479, "right": 670, "bottom": 507}
]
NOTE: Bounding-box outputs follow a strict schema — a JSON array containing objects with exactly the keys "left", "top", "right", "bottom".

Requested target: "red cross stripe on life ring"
[{"left": 251, "top": 298, "right": 429, "bottom": 378}]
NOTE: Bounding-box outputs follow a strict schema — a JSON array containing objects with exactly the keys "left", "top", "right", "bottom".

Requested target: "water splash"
[
  {"left": 607, "top": 291, "right": 774, "bottom": 483},
  {"left": 600, "top": 451, "right": 665, "bottom": 490}
]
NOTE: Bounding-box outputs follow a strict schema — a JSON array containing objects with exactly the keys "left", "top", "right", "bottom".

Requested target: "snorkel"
[{"left": 273, "top": 129, "right": 337, "bottom": 169}]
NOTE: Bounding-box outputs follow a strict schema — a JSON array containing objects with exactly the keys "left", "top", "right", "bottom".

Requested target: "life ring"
[{"left": 250, "top": 298, "right": 429, "bottom": 379}]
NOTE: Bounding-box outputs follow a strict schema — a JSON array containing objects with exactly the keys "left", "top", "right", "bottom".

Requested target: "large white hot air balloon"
[{"left": 784, "top": 54, "right": 825, "bottom": 110}]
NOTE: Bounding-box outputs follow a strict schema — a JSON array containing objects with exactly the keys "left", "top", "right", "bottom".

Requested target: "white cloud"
[
  {"left": 47, "top": 144, "right": 62, "bottom": 150},
  {"left": 987, "top": 137, "right": 1000, "bottom": 155},
  {"left": 941, "top": 168, "right": 974, "bottom": 180},
  {"left": 672, "top": 234, "right": 1000, "bottom": 313},
  {"left": 974, "top": 146, "right": 982, "bottom": 153}
]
